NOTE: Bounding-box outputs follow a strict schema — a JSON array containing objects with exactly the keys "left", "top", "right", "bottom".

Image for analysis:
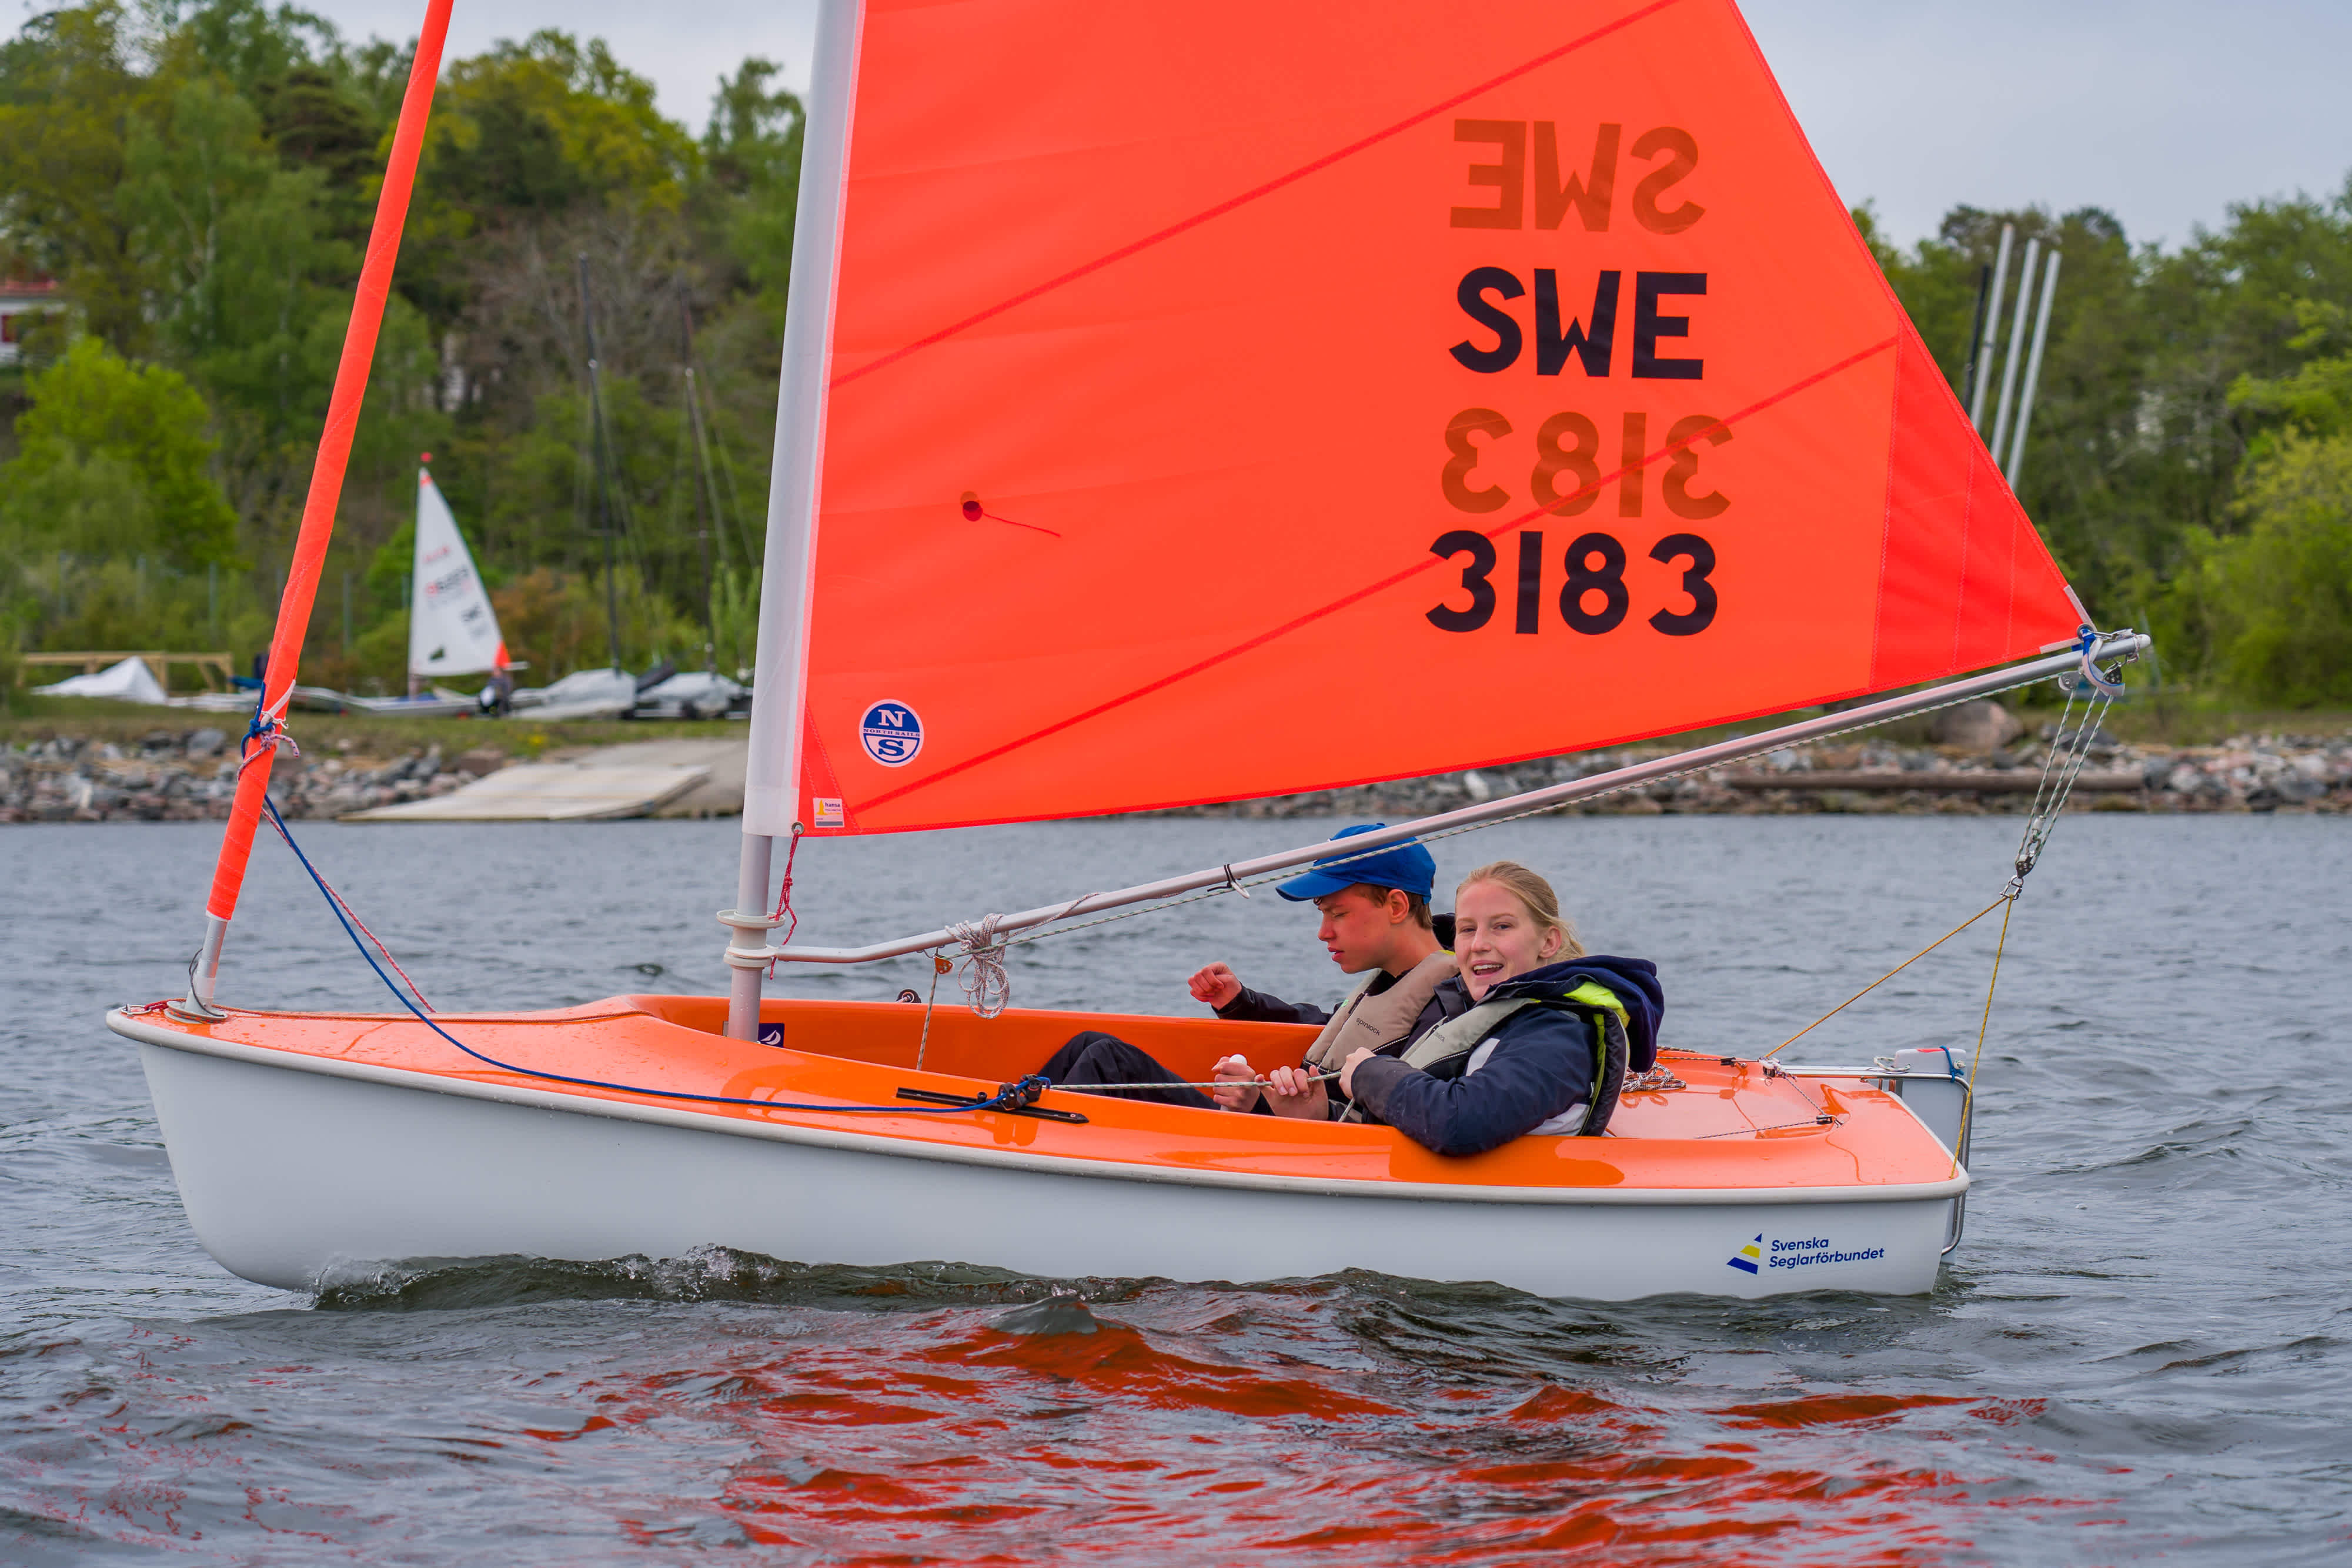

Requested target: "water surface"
[{"left": 2, "top": 814, "right": 2345, "bottom": 1563}]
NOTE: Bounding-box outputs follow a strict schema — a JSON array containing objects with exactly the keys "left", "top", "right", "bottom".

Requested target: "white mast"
[
  {"left": 1967, "top": 223, "right": 2013, "bottom": 432},
  {"left": 2004, "top": 249, "right": 2063, "bottom": 485},
  {"left": 723, "top": 0, "right": 866, "bottom": 1041},
  {"left": 1987, "top": 236, "right": 2042, "bottom": 467}
]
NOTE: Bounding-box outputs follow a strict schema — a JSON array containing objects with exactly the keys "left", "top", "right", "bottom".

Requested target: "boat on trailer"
[{"left": 112, "top": 0, "right": 2143, "bottom": 1301}]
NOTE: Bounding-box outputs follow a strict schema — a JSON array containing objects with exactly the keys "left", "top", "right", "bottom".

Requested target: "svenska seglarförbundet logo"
[
  {"left": 859, "top": 700, "right": 923, "bottom": 766},
  {"left": 1726, "top": 1232, "right": 1887, "bottom": 1275}
]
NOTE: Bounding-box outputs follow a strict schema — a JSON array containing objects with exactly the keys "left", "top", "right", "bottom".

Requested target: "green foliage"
[
  {"left": 2166, "top": 434, "right": 2352, "bottom": 704},
  {"left": 23, "top": 2, "right": 2337, "bottom": 715},
  {"left": 2229, "top": 301, "right": 2352, "bottom": 443},
  {"left": 1870, "top": 182, "right": 2352, "bottom": 706},
  {"left": 0, "top": 3, "right": 153, "bottom": 351},
  {"left": 5, "top": 338, "right": 239, "bottom": 566},
  {"left": 35, "top": 556, "right": 213, "bottom": 651},
  {"left": 711, "top": 564, "right": 760, "bottom": 678},
  {"left": 1, "top": 1, "right": 791, "bottom": 692},
  {"left": 702, "top": 58, "right": 803, "bottom": 301},
  {"left": 488, "top": 566, "right": 699, "bottom": 679}
]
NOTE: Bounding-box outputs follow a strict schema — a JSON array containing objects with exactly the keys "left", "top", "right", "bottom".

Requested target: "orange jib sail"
[{"left": 786, "top": 0, "right": 2079, "bottom": 837}]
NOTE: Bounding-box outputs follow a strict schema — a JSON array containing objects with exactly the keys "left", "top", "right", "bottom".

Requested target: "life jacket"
[
  {"left": 1390, "top": 977, "right": 1633, "bottom": 1138},
  {"left": 1300, "top": 951, "right": 1462, "bottom": 1072}
]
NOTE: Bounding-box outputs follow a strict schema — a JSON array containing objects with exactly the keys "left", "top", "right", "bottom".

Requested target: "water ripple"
[{"left": 3, "top": 815, "right": 2347, "bottom": 1563}]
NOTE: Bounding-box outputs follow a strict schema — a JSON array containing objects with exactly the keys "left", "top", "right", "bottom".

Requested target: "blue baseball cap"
[{"left": 1275, "top": 823, "right": 1436, "bottom": 903}]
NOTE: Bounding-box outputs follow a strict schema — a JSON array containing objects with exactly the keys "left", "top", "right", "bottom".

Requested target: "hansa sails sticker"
[{"left": 858, "top": 701, "right": 924, "bottom": 766}]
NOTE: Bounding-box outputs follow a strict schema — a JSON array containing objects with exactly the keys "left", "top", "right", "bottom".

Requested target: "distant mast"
[
  {"left": 578, "top": 253, "right": 624, "bottom": 673},
  {"left": 680, "top": 296, "right": 719, "bottom": 673}
]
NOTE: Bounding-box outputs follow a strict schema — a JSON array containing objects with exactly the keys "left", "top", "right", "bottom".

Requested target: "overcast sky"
[{"left": 19, "top": 1, "right": 2350, "bottom": 250}]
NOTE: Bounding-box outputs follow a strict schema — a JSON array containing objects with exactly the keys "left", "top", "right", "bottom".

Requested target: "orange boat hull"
[{"left": 109, "top": 995, "right": 1966, "bottom": 1299}]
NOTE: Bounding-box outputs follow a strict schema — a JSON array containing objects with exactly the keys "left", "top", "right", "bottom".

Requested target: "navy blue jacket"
[{"left": 1346, "top": 956, "right": 1665, "bottom": 1156}]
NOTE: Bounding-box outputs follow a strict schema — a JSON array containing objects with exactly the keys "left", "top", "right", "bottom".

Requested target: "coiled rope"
[
  {"left": 947, "top": 914, "right": 1012, "bottom": 1018},
  {"left": 236, "top": 687, "right": 299, "bottom": 776}
]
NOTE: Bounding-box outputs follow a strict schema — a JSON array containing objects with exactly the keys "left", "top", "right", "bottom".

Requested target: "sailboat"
[
  {"left": 109, "top": 0, "right": 2144, "bottom": 1302},
  {"left": 293, "top": 460, "right": 512, "bottom": 717},
  {"left": 401, "top": 460, "right": 510, "bottom": 705}
]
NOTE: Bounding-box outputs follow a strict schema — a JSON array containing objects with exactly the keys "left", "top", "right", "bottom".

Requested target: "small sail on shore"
[
  {"left": 405, "top": 461, "right": 507, "bottom": 698},
  {"left": 286, "top": 461, "right": 509, "bottom": 717},
  {"left": 114, "top": 0, "right": 2143, "bottom": 1302}
]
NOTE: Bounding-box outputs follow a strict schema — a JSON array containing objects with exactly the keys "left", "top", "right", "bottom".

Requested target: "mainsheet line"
[
  {"left": 859, "top": 335, "right": 1897, "bottom": 813},
  {"left": 830, "top": 0, "right": 1686, "bottom": 391}
]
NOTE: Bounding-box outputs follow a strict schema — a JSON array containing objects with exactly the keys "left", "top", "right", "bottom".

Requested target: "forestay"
[{"left": 744, "top": 0, "right": 2084, "bottom": 840}]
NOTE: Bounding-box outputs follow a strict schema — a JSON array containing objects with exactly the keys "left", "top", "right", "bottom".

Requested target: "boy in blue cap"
[{"left": 1035, "top": 824, "right": 1469, "bottom": 1116}]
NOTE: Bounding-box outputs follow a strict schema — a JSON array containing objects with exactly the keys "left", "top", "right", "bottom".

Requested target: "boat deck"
[{"left": 118, "top": 994, "right": 1962, "bottom": 1195}]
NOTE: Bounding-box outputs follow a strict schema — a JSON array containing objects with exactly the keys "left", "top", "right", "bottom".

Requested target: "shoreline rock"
[
  {"left": 1126, "top": 726, "right": 2352, "bottom": 820},
  {"left": 0, "top": 731, "right": 512, "bottom": 824},
  {"left": 4, "top": 721, "right": 2348, "bottom": 823}
]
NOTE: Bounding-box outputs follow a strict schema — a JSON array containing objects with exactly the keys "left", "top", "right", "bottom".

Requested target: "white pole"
[
  {"left": 1986, "top": 236, "right": 2040, "bottom": 466},
  {"left": 1967, "top": 223, "right": 2014, "bottom": 432},
  {"left": 723, "top": 0, "right": 866, "bottom": 1042},
  {"left": 754, "top": 636, "right": 2151, "bottom": 969},
  {"left": 2004, "top": 249, "right": 2062, "bottom": 485}
]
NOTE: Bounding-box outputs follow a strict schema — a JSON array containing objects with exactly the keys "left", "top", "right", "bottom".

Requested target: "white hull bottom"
[{"left": 139, "top": 1042, "right": 1955, "bottom": 1302}]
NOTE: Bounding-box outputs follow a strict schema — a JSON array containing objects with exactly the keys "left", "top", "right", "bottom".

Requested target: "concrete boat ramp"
[{"left": 342, "top": 739, "right": 745, "bottom": 822}]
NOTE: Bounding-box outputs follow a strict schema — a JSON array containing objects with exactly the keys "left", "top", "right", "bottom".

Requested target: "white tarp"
[
  {"left": 410, "top": 467, "right": 506, "bottom": 680},
  {"left": 32, "top": 656, "right": 169, "bottom": 705}
]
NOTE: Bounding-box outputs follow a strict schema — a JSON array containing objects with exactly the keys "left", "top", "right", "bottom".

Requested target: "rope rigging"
[
  {"left": 1737, "top": 626, "right": 2122, "bottom": 1138},
  {"left": 259, "top": 796, "right": 1055, "bottom": 1121},
  {"left": 901, "top": 630, "right": 2129, "bottom": 1023},
  {"left": 238, "top": 628, "right": 2124, "bottom": 1141}
]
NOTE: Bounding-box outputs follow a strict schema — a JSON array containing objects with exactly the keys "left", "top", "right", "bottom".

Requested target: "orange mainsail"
[{"left": 776, "top": 0, "right": 2079, "bottom": 837}]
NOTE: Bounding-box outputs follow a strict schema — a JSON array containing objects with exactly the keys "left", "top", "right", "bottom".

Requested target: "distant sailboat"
[
  {"left": 407, "top": 460, "right": 508, "bottom": 697},
  {"left": 293, "top": 459, "right": 511, "bottom": 716}
]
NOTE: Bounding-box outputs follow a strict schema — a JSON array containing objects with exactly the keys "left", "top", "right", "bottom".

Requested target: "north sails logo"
[
  {"left": 1727, "top": 1234, "right": 1763, "bottom": 1274},
  {"left": 858, "top": 700, "right": 923, "bottom": 765}
]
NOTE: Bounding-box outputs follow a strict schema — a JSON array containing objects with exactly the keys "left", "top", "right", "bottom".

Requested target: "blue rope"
[{"left": 259, "top": 797, "right": 1051, "bottom": 1119}]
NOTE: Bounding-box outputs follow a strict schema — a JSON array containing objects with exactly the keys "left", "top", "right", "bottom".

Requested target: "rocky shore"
[
  {"left": 4, "top": 708, "right": 2349, "bottom": 823},
  {"left": 1142, "top": 703, "right": 2352, "bottom": 820},
  {"left": 0, "top": 730, "right": 513, "bottom": 823},
  {"left": 1142, "top": 731, "right": 2352, "bottom": 820}
]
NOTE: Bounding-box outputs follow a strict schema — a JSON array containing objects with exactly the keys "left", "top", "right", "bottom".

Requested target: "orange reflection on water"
[{"left": 506, "top": 1298, "right": 2060, "bottom": 1564}]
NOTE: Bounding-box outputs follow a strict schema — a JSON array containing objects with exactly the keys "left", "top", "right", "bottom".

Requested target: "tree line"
[
  {"left": 1864, "top": 195, "right": 2352, "bottom": 707},
  {"left": 3, "top": 1, "right": 2348, "bottom": 707},
  {"left": 1, "top": 0, "right": 796, "bottom": 691}
]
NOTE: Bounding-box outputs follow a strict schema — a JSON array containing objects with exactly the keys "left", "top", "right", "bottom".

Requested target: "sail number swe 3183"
[
  {"left": 1428, "top": 404, "right": 1725, "bottom": 637},
  {"left": 1428, "top": 528, "right": 1715, "bottom": 637}
]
